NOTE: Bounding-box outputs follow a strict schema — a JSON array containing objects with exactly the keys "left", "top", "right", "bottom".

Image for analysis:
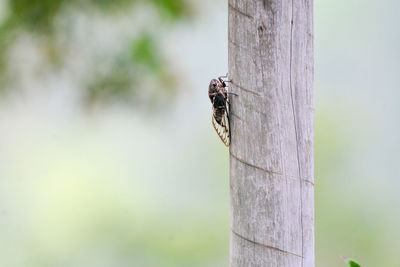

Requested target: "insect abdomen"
[{"left": 213, "top": 94, "right": 226, "bottom": 125}]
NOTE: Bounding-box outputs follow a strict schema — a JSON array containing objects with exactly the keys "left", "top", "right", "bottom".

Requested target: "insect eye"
[{"left": 213, "top": 83, "right": 217, "bottom": 87}]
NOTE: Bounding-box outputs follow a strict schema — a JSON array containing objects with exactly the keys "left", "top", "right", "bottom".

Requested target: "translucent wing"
[{"left": 211, "top": 106, "right": 230, "bottom": 147}]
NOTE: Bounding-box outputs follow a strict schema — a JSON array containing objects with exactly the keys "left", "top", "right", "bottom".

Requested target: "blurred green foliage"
[
  {"left": 131, "top": 34, "right": 160, "bottom": 72},
  {"left": 8, "top": 0, "right": 63, "bottom": 32},
  {"left": 0, "top": 0, "right": 191, "bottom": 105},
  {"left": 149, "top": 0, "right": 188, "bottom": 20},
  {"left": 342, "top": 256, "right": 361, "bottom": 267},
  {"left": 86, "top": 33, "right": 176, "bottom": 108}
]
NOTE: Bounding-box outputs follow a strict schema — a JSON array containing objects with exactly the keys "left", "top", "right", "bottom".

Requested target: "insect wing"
[{"left": 212, "top": 108, "right": 230, "bottom": 147}]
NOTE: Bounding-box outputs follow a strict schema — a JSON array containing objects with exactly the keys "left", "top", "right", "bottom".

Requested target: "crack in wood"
[
  {"left": 231, "top": 151, "right": 280, "bottom": 176},
  {"left": 230, "top": 81, "right": 262, "bottom": 97},
  {"left": 230, "top": 112, "right": 243, "bottom": 121},
  {"left": 262, "top": 0, "right": 269, "bottom": 10},
  {"left": 288, "top": 1, "right": 305, "bottom": 265},
  {"left": 231, "top": 228, "right": 303, "bottom": 258},
  {"left": 228, "top": 3, "right": 254, "bottom": 19},
  {"left": 230, "top": 152, "right": 314, "bottom": 186}
]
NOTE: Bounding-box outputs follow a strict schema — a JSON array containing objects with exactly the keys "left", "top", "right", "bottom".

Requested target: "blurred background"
[{"left": 0, "top": 0, "right": 398, "bottom": 266}]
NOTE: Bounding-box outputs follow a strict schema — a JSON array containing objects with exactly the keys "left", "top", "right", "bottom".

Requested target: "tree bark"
[{"left": 228, "top": 0, "right": 314, "bottom": 266}]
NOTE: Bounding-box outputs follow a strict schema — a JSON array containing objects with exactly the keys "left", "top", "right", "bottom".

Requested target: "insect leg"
[
  {"left": 218, "top": 73, "right": 232, "bottom": 83},
  {"left": 219, "top": 73, "right": 228, "bottom": 79}
]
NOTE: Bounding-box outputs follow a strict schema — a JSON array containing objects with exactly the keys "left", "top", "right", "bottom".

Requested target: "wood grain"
[{"left": 228, "top": 0, "right": 314, "bottom": 266}]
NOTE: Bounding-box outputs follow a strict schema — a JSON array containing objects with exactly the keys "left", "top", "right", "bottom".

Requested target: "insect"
[{"left": 208, "top": 74, "right": 234, "bottom": 146}]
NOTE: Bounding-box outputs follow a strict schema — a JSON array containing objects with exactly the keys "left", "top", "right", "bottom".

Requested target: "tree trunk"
[{"left": 228, "top": 0, "right": 314, "bottom": 266}]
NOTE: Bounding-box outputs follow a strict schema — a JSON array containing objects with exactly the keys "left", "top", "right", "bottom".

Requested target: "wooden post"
[{"left": 228, "top": 0, "right": 314, "bottom": 266}]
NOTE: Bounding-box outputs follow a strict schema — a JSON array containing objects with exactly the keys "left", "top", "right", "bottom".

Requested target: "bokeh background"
[{"left": 0, "top": 0, "right": 398, "bottom": 266}]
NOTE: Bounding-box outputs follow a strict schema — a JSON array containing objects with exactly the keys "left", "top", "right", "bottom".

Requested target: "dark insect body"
[{"left": 208, "top": 75, "right": 231, "bottom": 146}]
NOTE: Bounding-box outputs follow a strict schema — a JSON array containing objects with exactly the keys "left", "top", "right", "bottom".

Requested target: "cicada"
[{"left": 208, "top": 74, "right": 232, "bottom": 146}]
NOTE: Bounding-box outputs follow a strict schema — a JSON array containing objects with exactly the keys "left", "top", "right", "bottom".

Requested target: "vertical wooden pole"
[{"left": 228, "top": 0, "right": 314, "bottom": 266}]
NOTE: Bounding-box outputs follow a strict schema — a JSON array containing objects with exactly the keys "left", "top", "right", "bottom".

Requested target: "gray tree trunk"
[{"left": 228, "top": 0, "right": 314, "bottom": 266}]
